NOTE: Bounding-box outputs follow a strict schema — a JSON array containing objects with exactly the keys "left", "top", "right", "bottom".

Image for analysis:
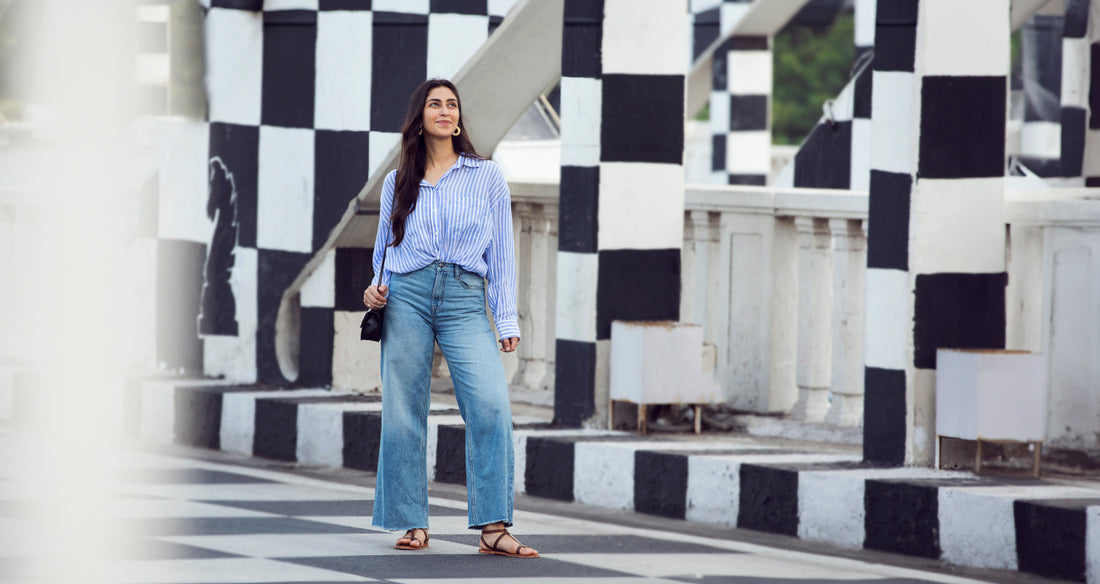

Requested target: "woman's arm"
[
  {"left": 484, "top": 167, "right": 520, "bottom": 341},
  {"left": 371, "top": 171, "right": 397, "bottom": 288}
]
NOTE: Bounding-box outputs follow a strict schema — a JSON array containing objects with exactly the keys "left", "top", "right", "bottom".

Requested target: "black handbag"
[{"left": 360, "top": 244, "right": 387, "bottom": 342}]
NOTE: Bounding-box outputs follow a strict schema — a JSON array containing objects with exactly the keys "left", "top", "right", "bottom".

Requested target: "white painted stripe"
[
  {"left": 938, "top": 488, "right": 1017, "bottom": 569},
  {"left": 921, "top": 0, "right": 1010, "bottom": 77},
  {"left": 488, "top": 0, "right": 519, "bottom": 17},
  {"left": 864, "top": 268, "right": 911, "bottom": 371},
  {"left": 1019, "top": 121, "right": 1062, "bottom": 159},
  {"left": 854, "top": 0, "right": 876, "bottom": 48},
  {"left": 727, "top": 50, "right": 772, "bottom": 95},
  {"left": 219, "top": 389, "right": 332, "bottom": 456},
  {"left": 157, "top": 121, "right": 212, "bottom": 243},
  {"left": 296, "top": 402, "right": 346, "bottom": 468},
  {"left": 1061, "top": 37, "right": 1091, "bottom": 109},
  {"left": 559, "top": 77, "right": 602, "bottom": 168},
  {"left": 1086, "top": 129, "right": 1100, "bottom": 177},
  {"left": 850, "top": 118, "right": 872, "bottom": 192},
  {"left": 203, "top": 247, "right": 258, "bottom": 383},
  {"left": 603, "top": 0, "right": 689, "bottom": 76},
  {"left": 258, "top": 126, "right": 315, "bottom": 253},
  {"left": 909, "top": 178, "right": 1005, "bottom": 274},
  {"left": 315, "top": 11, "right": 372, "bottom": 132},
  {"left": 371, "top": 0, "right": 429, "bottom": 13},
  {"left": 709, "top": 91, "right": 730, "bottom": 134},
  {"left": 205, "top": 9, "right": 263, "bottom": 127},
  {"left": 725, "top": 131, "right": 770, "bottom": 174},
  {"left": 368, "top": 131, "right": 400, "bottom": 177},
  {"left": 798, "top": 471, "right": 865, "bottom": 548},
  {"left": 870, "top": 71, "right": 916, "bottom": 176},
  {"left": 686, "top": 456, "right": 740, "bottom": 526},
  {"left": 426, "top": 13, "right": 488, "bottom": 80},
  {"left": 598, "top": 162, "right": 685, "bottom": 250},
  {"left": 300, "top": 250, "right": 336, "bottom": 308},
  {"left": 555, "top": 251, "right": 599, "bottom": 343},
  {"left": 573, "top": 441, "right": 636, "bottom": 511},
  {"left": 719, "top": 2, "right": 751, "bottom": 35},
  {"left": 263, "top": 0, "right": 318, "bottom": 9},
  {"left": 511, "top": 428, "right": 622, "bottom": 495},
  {"left": 1087, "top": 505, "right": 1100, "bottom": 584}
]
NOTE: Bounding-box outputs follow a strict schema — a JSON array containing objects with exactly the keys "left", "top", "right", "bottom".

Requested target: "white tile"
[
  {"left": 295, "top": 401, "right": 345, "bottom": 467},
  {"left": 99, "top": 498, "right": 276, "bottom": 519},
  {"left": 603, "top": 0, "right": 689, "bottom": 76},
  {"left": 258, "top": 126, "right": 315, "bottom": 253},
  {"left": 720, "top": 2, "right": 751, "bottom": 35},
  {"left": 727, "top": 50, "right": 772, "bottom": 95},
  {"left": 1062, "top": 37, "right": 1092, "bottom": 109},
  {"left": 909, "top": 178, "right": 1005, "bottom": 274},
  {"left": 863, "top": 268, "right": 911, "bottom": 371},
  {"left": 709, "top": 91, "right": 729, "bottom": 134},
  {"left": 1088, "top": 505, "right": 1100, "bottom": 584},
  {"left": 203, "top": 247, "right": 258, "bottom": 382},
  {"left": 205, "top": 9, "right": 263, "bottom": 126},
  {"left": 725, "top": 131, "right": 770, "bottom": 174},
  {"left": 797, "top": 471, "right": 864, "bottom": 549},
  {"left": 157, "top": 121, "right": 213, "bottom": 243},
  {"left": 119, "top": 482, "right": 364, "bottom": 502},
  {"left": 1018, "top": 121, "right": 1061, "bottom": 159},
  {"left": 849, "top": 118, "right": 872, "bottom": 192},
  {"left": 938, "top": 488, "right": 1017, "bottom": 569},
  {"left": 427, "top": 14, "right": 488, "bottom": 80},
  {"left": 685, "top": 456, "right": 739, "bottom": 526},
  {"left": 573, "top": 442, "right": 635, "bottom": 511},
  {"left": 854, "top": 0, "right": 876, "bottom": 48},
  {"left": 870, "top": 71, "right": 916, "bottom": 175},
  {"left": 554, "top": 251, "right": 598, "bottom": 343},
  {"left": 264, "top": 0, "right": 319, "bottom": 8},
  {"left": 300, "top": 249, "right": 335, "bottom": 308},
  {"left": 921, "top": 0, "right": 1009, "bottom": 77},
  {"left": 488, "top": 0, "right": 519, "bottom": 17},
  {"left": 369, "top": 132, "right": 401, "bottom": 176},
  {"left": 598, "top": 162, "right": 685, "bottom": 250},
  {"left": 315, "top": 11, "right": 373, "bottom": 132},
  {"left": 219, "top": 389, "right": 331, "bottom": 455},
  {"left": 560, "top": 77, "right": 602, "bottom": 168},
  {"left": 372, "top": 0, "right": 429, "bottom": 13},
  {"left": 102, "top": 558, "right": 370, "bottom": 583}
]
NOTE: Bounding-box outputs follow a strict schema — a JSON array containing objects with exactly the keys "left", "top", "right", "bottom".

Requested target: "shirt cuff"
[{"left": 496, "top": 320, "right": 520, "bottom": 341}]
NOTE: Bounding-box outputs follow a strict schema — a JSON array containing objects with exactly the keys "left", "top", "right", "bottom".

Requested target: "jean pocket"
[{"left": 457, "top": 273, "right": 485, "bottom": 290}]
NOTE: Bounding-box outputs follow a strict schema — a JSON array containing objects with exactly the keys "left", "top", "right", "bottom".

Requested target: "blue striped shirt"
[{"left": 371, "top": 154, "right": 520, "bottom": 340}]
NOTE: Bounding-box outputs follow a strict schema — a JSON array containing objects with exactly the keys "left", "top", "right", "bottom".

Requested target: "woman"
[{"left": 362, "top": 79, "right": 538, "bottom": 559}]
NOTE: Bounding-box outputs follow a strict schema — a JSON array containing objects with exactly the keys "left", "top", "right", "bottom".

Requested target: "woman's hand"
[
  {"left": 500, "top": 337, "right": 519, "bottom": 353},
  {"left": 363, "top": 284, "right": 388, "bottom": 310}
]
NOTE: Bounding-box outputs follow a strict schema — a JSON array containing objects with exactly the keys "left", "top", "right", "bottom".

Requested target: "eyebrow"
[{"left": 427, "top": 98, "right": 458, "bottom": 104}]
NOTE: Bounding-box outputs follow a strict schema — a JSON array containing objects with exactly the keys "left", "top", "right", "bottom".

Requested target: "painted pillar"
[
  {"left": 1061, "top": 0, "right": 1100, "bottom": 184},
  {"left": 555, "top": 0, "right": 688, "bottom": 427},
  {"left": 1018, "top": 11, "right": 1064, "bottom": 177},
  {"left": 863, "top": 0, "right": 1010, "bottom": 465},
  {"left": 708, "top": 0, "right": 770, "bottom": 185},
  {"left": 854, "top": 0, "right": 877, "bottom": 62}
]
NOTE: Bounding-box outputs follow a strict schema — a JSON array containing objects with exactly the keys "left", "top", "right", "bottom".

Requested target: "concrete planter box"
[{"left": 935, "top": 349, "right": 1048, "bottom": 475}]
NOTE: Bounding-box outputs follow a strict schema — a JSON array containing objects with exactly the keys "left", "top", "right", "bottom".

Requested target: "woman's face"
[{"left": 422, "top": 86, "right": 460, "bottom": 139}]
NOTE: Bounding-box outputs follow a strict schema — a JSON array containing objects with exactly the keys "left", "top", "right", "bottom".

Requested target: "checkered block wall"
[{"left": 152, "top": 0, "right": 519, "bottom": 385}]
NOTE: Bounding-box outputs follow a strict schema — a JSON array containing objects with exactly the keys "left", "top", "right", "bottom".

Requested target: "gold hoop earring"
[
  {"left": 453, "top": 126, "right": 461, "bottom": 136},
  {"left": 418, "top": 128, "right": 422, "bottom": 136}
]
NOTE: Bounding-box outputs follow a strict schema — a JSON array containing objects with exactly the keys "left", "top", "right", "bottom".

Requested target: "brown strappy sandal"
[
  {"left": 479, "top": 527, "right": 539, "bottom": 558},
  {"left": 394, "top": 528, "right": 429, "bottom": 550}
]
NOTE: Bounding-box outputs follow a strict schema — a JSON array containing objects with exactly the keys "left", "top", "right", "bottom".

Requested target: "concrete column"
[
  {"left": 1060, "top": 0, "right": 1100, "bottom": 184},
  {"left": 792, "top": 216, "right": 833, "bottom": 422},
  {"left": 519, "top": 205, "right": 552, "bottom": 391},
  {"left": 513, "top": 202, "right": 534, "bottom": 386},
  {"left": 826, "top": 218, "right": 866, "bottom": 427},
  {"left": 1018, "top": 10, "right": 1064, "bottom": 176},
  {"left": 863, "top": 0, "right": 1010, "bottom": 466},
  {"left": 554, "top": 0, "right": 688, "bottom": 427}
]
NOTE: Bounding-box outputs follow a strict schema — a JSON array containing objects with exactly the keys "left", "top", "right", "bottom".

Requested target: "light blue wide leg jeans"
[{"left": 371, "top": 261, "right": 515, "bottom": 531}]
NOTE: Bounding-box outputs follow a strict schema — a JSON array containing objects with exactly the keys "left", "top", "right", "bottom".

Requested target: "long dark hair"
[{"left": 390, "top": 79, "right": 483, "bottom": 248}]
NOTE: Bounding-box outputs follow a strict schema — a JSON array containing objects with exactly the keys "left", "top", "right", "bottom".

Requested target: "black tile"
[
  {"left": 335, "top": 247, "right": 376, "bottom": 311},
  {"left": 343, "top": 410, "right": 383, "bottom": 471},
  {"left": 737, "top": 464, "right": 798, "bottom": 536},
  {"left": 123, "top": 516, "right": 369, "bottom": 537},
  {"left": 562, "top": 0, "right": 603, "bottom": 79},
  {"left": 319, "top": 0, "right": 372, "bottom": 9},
  {"left": 601, "top": 74, "right": 685, "bottom": 164},
  {"left": 1061, "top": 106, "right": 1087, "bottom": 177},
  {"left": 435, "top": 425, "right": 467, "bottom": 485},
  {"left": 298, "top": 307, "right": 334, "bottom": 386},
  {"left": 634, "top": 451, "right": 687, "bottom": 519},
  {"left": 853, "top": 61, "right": 873, "bottom": 119},
  {"left": 918, "top": 76, "right": 1007, "bottom": 179},
  {"left": 281, "top": 554, "right": 634, "bottom": 579},
  {"left": 157, "top": 239, "right": 207, "bottom": 375},
  {"left": 866, "top": 170, "right": 911, "bottom": 271},
  {"left": 912, "top": 272, "right": 1007, "bottom": 370},
  {"left": 1014, "top": 498, "right": 1098, "bottom": 582},
  {"left": 257, "top": 248, "right": 311, "bottom": 384},
  {"left": 261, "top": 11, "right": 317, "bottom": 129},
  {"left": 876, "top": 0, "right": 919, "bottom": 25},
  {"left": 553, "top": 340, "right": 596, "bottom": 428},
  {"left": 1064, "top": 0, "right": 1090, "bottom": 37},
  {"left": 711, "top": 134, "right": 726, "bottom": 172},
  {"left": 371, "top": 13, "right": 428, "bottom": 133},
  {"left": 693, "top": 10, "right": 719, "bottom": 62},
  {"left": 728, "top": 174, "right": 767, "bottom": 186},
  {"left": 728, "top": 35, "right": 768, "bottom": 51},
  {"left": 864, "top": 480, "right": 941, "bottom": 559},
  {"left": 711, "top": 43, "right": 728, "bottom": 91},
  {"left": 558, "top": 166, "right": 599, "bottom": 254},
  {"left": 430, "top": 0, "right": 487, "bottom": 14},
  {"left": 1092, "top": 44, "right": 1100, "bottom": 129},
  {"left": 862, "top": 367, "right": 906, "bottom": 465},
  {"left": 873, "top": 24, "right": 916, "bottom": 73},
  {"left": 314, "top": 130, "right": 371, "bottom": 251},
  {"left": 208, "top": 122, "right": 259, "bottom": 248},
  {"left": 211, "top": 0, "right": 262, "bottom": 9},
  {"left": 596, "top": 249, "right": 680, "bottom": 340},
  {"left": 793, "top": 121, "right": 852, "bottom": 189},
  {"left": 524, "top": 436, "right": 574, "bottom": 501},
  {"left": 253, "top": 397, "right": 299, "bottom": 461},
  {"left": 728, "top": 94, "right": 768, "bottom": 131}
]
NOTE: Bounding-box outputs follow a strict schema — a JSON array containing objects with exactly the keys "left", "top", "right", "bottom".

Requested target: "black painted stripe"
[
  {"left": 727, "top": 174, "right": 766, "bottom": 186},
  {"left": 1061, "top": 107, "right": 1087, "bottom": 177},
  {"left": 738, "top": 464, "right": 799, "bottom": 536},
  {"left": 866, "top": 170, "right": 911, "bottom": 271},
  {"left": 634, "top": 451, "right": 688, "bottom": 519},
  {"left": 342, "top": 410, "right": 382, "bottom": 471},
  {"left": 864, "top": 479, "right": 941, "bottom": 559},
  {"left": 554, "top": 340, "right": 597, "bottom": 427},
  {"left": 524, "top": 436, "right": 575, "bottom": 501},
  {"left": 918, "top": 76, "right": 1007, "bottom": 179},
  {"left": 863, "top": 366, "right": 907, "bottom": 465},
  {"left": 435, "top": 425, "right": 467, "bottom": 485},
  {"left": 1014, "top": 498, "right": 1100, "bottom": 581},
  {"left": 596, "top": 249, "right": 681, "bottom": 340},
  {"left": 601, "top": 74, "right": 685, "bottom": 164},
  {"left": 793, "top": 121, "right": 852, "bottom": 189},
  {"left": 558, "top": 166, "right": 599, "bottom": 254},
  {"left": 912, "top": 272, "right": 1007, "bottom": 370}
]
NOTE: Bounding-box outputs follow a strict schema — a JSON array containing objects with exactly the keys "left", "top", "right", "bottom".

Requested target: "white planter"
[
  {"left": 609, "top": 321, "right": 720, "bottom": 406},
  {"left": 935, "top": 349, "right": 1048, "bottom": 443}
]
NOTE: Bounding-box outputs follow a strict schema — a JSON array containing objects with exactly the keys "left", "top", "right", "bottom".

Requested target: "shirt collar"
[{"left": 459, "top": 154, "right": 484, "bottom": 169}]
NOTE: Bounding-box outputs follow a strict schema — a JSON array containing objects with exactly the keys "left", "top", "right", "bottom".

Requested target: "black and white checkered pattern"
[
  {"left": 1017, "top": 13, "right": 1064, "bottom": 177},
  {"left": 152, "top": 0, "right": 519, "bottom": 386},
  {"left": 863, "top": 0, "right": 1010, "bottom": 466},
  {"left": 554, "top": 0, "right": 688, "bottom": 426},
  {"left": 1060, "top": 0, "right": 1100, "bottom": 185}
]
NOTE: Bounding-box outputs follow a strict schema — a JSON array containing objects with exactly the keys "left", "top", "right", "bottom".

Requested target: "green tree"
[{"left": 772, "top": 12, "right": 855, "bottom": 145}]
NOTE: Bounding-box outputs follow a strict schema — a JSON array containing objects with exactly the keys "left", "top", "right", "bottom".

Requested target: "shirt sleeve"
[
  {"left": 371, "top": 171, "right": 397, "bottom": 288},
  {"left": 483, "top": 165, "right": 520, "bottom": 340}
]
